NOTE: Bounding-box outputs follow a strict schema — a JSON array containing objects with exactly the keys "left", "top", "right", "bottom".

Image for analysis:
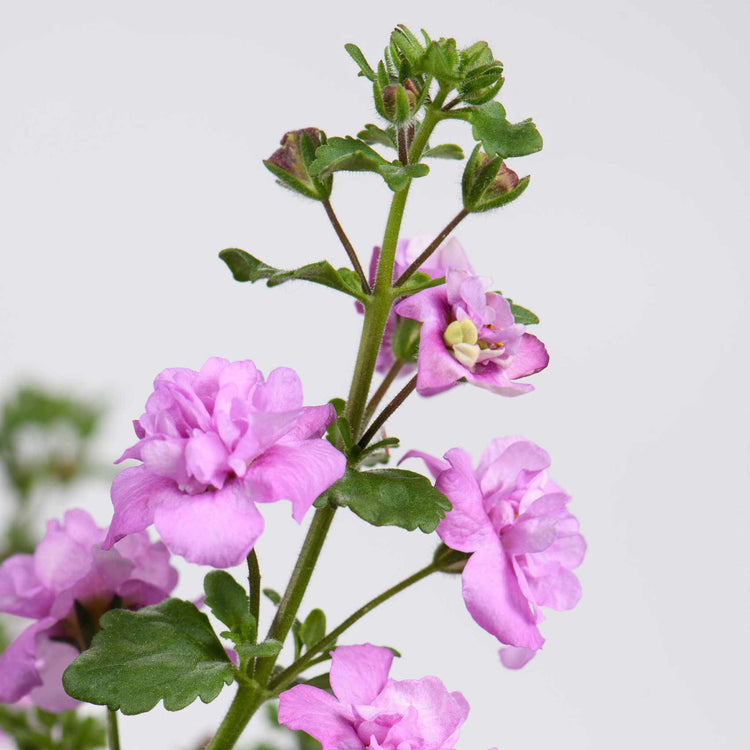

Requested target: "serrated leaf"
[
  {"left": 310, "top": 137, "right": 429, "bottom": 192},
  {"left": 62, "top": 599, "right": 234, "bottom": 715},
  {"left": 468, "top": 102, "right": 543, "bottom": 158},
  {"left": 423, "top": 144, "right": 464, "bottom": 160},
  {"left": 218, "top": 249, "right": 368, "bottom": 303},
  {"left": 319, "top": 468, "right": 451, "bottom": 533},
  {"left": 358, "top": 124, "right": 397, "bottom": 149},
  {"left": 204, "top": 571, "right": 255, "bottom": 643},
  {"left": 344, "top": 43, "right": 376, "bottom": 81},
  {"left": 300, "top": 609, "right": 327, "bottom": 649}
]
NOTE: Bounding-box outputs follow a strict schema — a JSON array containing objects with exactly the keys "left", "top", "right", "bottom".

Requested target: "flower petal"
[
  {"left": 243, "top": 440, "right": 346, "bottom": 522},
  {"left": 0, "top": 554, "right": 52, "bottom": 618},
  {"left": 153, "top": 480, "right": 264, "bottom": 568},
  {"left": 329, "top": 644, "right": 393, "bottom": 705},
  {"left": 499, "top": 646, "right": 537, "bottom": 670},
  {"left": 28, "top": 635, "right": 79, "bottom": 712},
  {"left": 278, "top": 685, "right": 360, "bottom": 750},
  {"left": 104, "top": 465, "right": 177, "bottom": 549},
  {"left": 436, "top": 449, "right": 494, "bottom": 553},
  {"left": 461, "top": 538, "right": 544, "bottom": 650},
  {"left": 504, "top": 333, "right": 549, "bottom": 380}
]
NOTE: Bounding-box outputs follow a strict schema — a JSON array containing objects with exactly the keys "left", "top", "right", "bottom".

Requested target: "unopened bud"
[
  {"left": 264, "top": 128, "right": 330, "bottom": 201},
  {"left": 382, "top": 83, "right": 417, "bottom": 124}
]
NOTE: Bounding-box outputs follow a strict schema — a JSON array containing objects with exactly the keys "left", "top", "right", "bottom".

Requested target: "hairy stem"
[
  {"left": 107, "top": 709, "right": 121, "bottom": 750},
  {"left": 322, "top": 199, "right": 371, "bottom": 294},
  {"left": 363, "top": 360, "right": 405, "bottom": 425},
  {"left": 358, "top": 376, "right": 417, "bottom": 449},
  {"left": 269, "top": 561, "right": 441, "bottom": 692},
  {"left": 394, "top": 208, "right": 469, "bottom": 287},
  {"left": 247, "top": 550, "right": 261, "bottom": 678}
]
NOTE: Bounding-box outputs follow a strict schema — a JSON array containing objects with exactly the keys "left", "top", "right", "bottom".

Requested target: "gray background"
[{"left": 1, "top": 1, "right": 748, "bottom": 748}]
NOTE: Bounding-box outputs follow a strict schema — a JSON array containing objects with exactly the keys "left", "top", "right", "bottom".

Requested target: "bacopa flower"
[
  {"left": 395, "top": 270, "right": 549, "bottom": 396},
  {"left": 406, "top": 437, "right": 585, "bottom": 668},
  {"left": 361, "top": 236, "right": 474, "bottom": 375},
  {"left": 104, "top": 357, "right": 346, "bottom": 568},
  {"left": 0, "top": 509, "right": 177, "bottom": 711},
  {"left": 279, "top": 644, "right": 469, "bottom": 750}
]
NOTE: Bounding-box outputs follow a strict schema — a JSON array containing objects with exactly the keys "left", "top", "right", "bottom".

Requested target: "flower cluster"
[
  {"left": 407, "top": 436, "right": 585, "bottom": 667},
  {"left": 278, "top": 644, "right": 470, "bottom": 750},
  {"left": 105, "top": 357, "right": 347, "bottom": 568},
  {"left": 0, "top": 509, "right": 177, "bottom": 710}
]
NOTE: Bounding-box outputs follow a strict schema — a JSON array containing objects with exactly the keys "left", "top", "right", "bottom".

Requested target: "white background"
[{"left": 1, "top": 1, "right": 748, "bottom": 748}]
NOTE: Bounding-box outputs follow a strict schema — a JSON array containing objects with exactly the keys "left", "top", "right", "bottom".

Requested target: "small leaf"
[
  {"left": 377, "top": 162, "right": 429, "bottom": 191},
  {"left": 304, "top": 672, "right": 332, "bottom": 692},
  {"left": 391, "top": 316, "right": 421, "bottom": 362},
  {"left": 263, "top": 588, "right": 282, "bottom": 606},
  {"left": 508, "top": 300, "right": 540, "bottom": 325},
  {"left": 358, "top": 124, "right": 397, "bottom": 149},
  {"left": 344, "top": 43, "right": 376, "bottom": 81},
  {"left": 396, "top": 271, "right": 445, "bottom": 297},
  {"left": 62, "top": 599, "right": 234, "bottom": 714},
  {"left": 235, "top": 639, "right": 283, "bottom": 659},
  {"left": 204, "top": 571, "right": 255, "bottom": 643},
  {"left": 468, "top": 102, "right": 543, "bottom": 159},
  {"left": 423, "top": 143, "right": 464, "bottom": 160},
  {"left": 319, "top": 468, "right": 451, "bottom": 533},
  {"left": 300, "top": 609, "right": 327, "bottom": 649},
  {"left": 218, "top": 249, "right": 368, "bottom": 303}
]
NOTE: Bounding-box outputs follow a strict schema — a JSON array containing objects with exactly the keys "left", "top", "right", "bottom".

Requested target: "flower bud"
[
  {"left": 461, "top": 144, "right": 528, "bottom": 213},
  {"left": 263, "top": 127, "right": 332, "bottom": 201},
  {"left": 381, "top": 83, "right": 417, "bottom": 124}
]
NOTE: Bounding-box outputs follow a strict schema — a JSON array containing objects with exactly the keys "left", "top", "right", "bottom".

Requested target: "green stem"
[
  {"left": 358, "top": 376, "right": 417, "bottom": 449},
  {"left": 345, "top": 103, "right": 445, "bottom": 441},
  {"left": 206, "top": 683, "right": 264, "bottom": 750},
  {"left": 107, "top": 709, "right": 121, "bottom": 750},
  {"left": 322, "top": 199, "right": 371, "bottom": 294},
  {"left": 269, "top": 561, "right": 440, "bottom": 693},
  {"left": 247, "top": 550, "right": 261, "bottom": 678},
  {"left": 363, "top": 359, "right": 405, "bottom": 425},
  {"left": 207, "top": 93, "right": 448, "bottom": 750}
]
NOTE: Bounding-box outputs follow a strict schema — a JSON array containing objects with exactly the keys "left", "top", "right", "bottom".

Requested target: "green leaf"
[
  {"left": 470, "top": 175, "right": 530, "bottom": 213},
  {"left": 309, "top": 137, "right": 429, "bottom": 192},
  {"left": 423, "top": 143, "right": 464, "bottom": 160},
  {"left": 344, "top": 43, "right": 376, "bottom": 81},
  {"left": 304, "top": 672, "right": 332, "bottom": 692},
  {"left": 508, "top": 300, "right": 540, "bottom": 325},
  {"left": 300, "top": 609, "right": 326, "bottom": 649},
  {"left": 419, "top": 39, "right": 460, "bottom": 83},
  {"left": 468, "top": 102, "right": 543, "bottom": 158},
  {"left": 218, "top": 249, "right": 368, "bottom": 303},
  {"left": 204, "top": 571, "right": 255, "bottom": 643},
  {"left": 357, "top": 124, "right": 397, "bottom": 149},
  {"left": 318, "top": 468, "right": 451, "bottom": 533},
  {"left": 235, "top": 639, "right": 283, "bottom": 659},
  {"left": 396, "top": 271, "right": 445, "bottom": 297},
  {"left": 263, "top": 588, "right": 282, "bottom": 606},
  {"left": 62, "top": 599, "right": 234, "bottom": 714}
]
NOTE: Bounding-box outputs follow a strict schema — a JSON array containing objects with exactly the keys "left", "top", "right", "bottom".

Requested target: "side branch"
[
  {"left": 358, "top": 375, "right": 417, "bottom": 449},
  {"left": 394, "top": 208, "right": 469, "bottom": 288},
  {"left": 322, "top": 199, "right": 371, "bottom": 294}
]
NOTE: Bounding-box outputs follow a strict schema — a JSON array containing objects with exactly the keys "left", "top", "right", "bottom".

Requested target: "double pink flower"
[
  {"left": 407, "top": 437, "right": 585, "bottom": 667},
  {"left": 0, "top": 509, "right": 177, "bottom": 710},
  {"left": 279, "top": 644, "right": 470, "bottom": 750},
  {"left": 105, "top": 357, "right": 346, "bottom": 568}
]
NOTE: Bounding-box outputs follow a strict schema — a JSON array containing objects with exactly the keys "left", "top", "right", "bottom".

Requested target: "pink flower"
[
  {"left": 278, "top": 644, "right": 469, "bottom": 750},
  {"left": 104, "top": 358, "right": 346, "bottom": 568},
  {"left": 0, "top": 509, "right": 177, "bottom": 711},
  {"left": 361, "top": 236, "right": 474, "bottom": 375},
  {"left": 405, "top": 438, "right": 585, "bottom": 667},
  {"left": 395, "top": 270, "right": 549, "bottom": 396}
]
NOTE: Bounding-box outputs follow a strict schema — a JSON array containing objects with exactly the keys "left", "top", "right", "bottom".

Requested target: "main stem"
[{"left": 208, "top": 99, "right": 445, "bottom": 750}]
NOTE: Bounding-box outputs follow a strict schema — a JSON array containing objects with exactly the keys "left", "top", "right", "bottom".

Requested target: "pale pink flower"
[
  {"left": 0, "top": 509, "right": 177, "bottom": 711},
  {"left": 361, "top": 236, "right": 474, "bottom": 375},
  {"left": 278, "top": 644, "right": 469, "bottom": 750},
  {"left": 395, "top": 270, "right": 548, "bottom": 396},
  {"left": 104, "top": 357, "right": 346, "bottom": 568},
  {"left": 405, "top": 437, "right": 585, "bottom": 667}
]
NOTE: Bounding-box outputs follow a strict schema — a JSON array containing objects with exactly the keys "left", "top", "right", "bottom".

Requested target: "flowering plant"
[{"left": 0, "top": 25, "right": 585, "bottom": 750}]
